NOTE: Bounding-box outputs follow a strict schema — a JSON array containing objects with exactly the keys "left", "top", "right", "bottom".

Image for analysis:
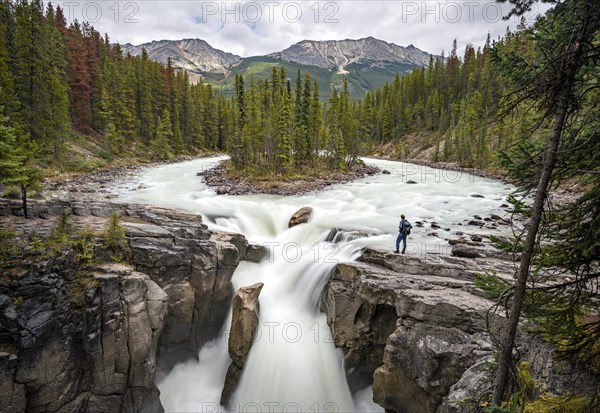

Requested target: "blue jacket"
[{"left": 399, "top": 219, "right": 412, "bottom": 234}]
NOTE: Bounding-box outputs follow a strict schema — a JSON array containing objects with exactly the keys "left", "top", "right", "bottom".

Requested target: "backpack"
[{"left": 400, "top": 219, "right": 412, "bottom": 236}]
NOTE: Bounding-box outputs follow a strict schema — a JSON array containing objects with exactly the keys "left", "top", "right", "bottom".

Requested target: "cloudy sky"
[{"left": 53, "top": 1, "right": 549, "bottom": 56}]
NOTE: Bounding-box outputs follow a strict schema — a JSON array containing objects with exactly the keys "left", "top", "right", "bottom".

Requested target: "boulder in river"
[
  {"left": 451, "top": 244, "right": 481, "bottom": 258},
  {"left": 288, "top": 207, "right": 313, "bottom": 228},
  {"left": 243, "top": 243, "right": 266, "bottom": 263},
  {"left": 221, "top": 283, "right": 264, "bottom": 406},
  {"left": 448, "top": 237, "right": 467, "bottom": 245}
]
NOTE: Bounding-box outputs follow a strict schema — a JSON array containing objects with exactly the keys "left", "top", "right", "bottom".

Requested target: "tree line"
[
  {"left": 0, "top": 0, "right": 523, "bottom": 184},
  {"left": 0, "top": 0, "right": 233, "bottom": 163},
  {"left": 227, "top": 69, "right": 361, "bottom": 174}
]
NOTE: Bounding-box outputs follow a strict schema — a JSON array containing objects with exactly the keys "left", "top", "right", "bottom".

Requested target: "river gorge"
[
  {"left": 1, "top": 157, "right": 593, "bottom": 413},
  {"left": 118, "top": 156, "right": 513, "bottom": 412}
]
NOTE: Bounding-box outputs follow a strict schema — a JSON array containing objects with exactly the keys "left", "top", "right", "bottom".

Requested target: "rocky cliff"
[
  {"left": 0, "top": 199, "right": 258, "bottom": 413},
  {"left": 321, "top": 247, "right": 598, "bottom": 413},
  {"left": 321, "top": 249, "right": 500, "bottom": 413}
]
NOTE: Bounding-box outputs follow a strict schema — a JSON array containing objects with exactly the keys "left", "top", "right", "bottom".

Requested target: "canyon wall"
[{"left": 0, "top": 200, "right": 256, "bottom": 412}]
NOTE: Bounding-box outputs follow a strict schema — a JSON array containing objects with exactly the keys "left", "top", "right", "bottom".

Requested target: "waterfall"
[{"left": 117, "top": 156, "right": 513, "bottom": 412}]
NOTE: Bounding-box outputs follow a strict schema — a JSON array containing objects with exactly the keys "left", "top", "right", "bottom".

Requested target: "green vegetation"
[
  {"left": 484, "top": 362, "right": 595, "bottom": 413},
  {"left": 476, "top": 270, "right": 600, "bottom": 377},
  {"left": 489, "top": 235, "right": 524, "bottom": 254},
  {"left": 523, "top": 395, "right": 593, "bottom": 413},
  {"left": 75, "top": 228, "right": 96, "bottom": 266},
  {"left": 218, "top": 55, "right": 408, "bottom": 100},
  {"left": 474, "top": 272, "right": 510, "bottom": 300},
  {"left": 0, "top": 210, "right": 131, "bottom": 310},
  {"left": 0, "top": 225, "right": 20, "bottom": 268},
  {"left": 102, "top": 212, "right": 129, "bottom": 262},
  {"left": 488, "top": 0, "right": 600, "bottom": 407},
  {"left": 226, "top": 68, "right": 358, "bottom": 174},
  {"left": 0, "top": 0, "right": 228, "bottom": 180}
]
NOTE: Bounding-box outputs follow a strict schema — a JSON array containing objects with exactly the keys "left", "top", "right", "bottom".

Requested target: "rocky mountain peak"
[
  {"left": 121, "top": 38, "right": 242, "bottom": 74},
  {"left": 268, "top": 37, "right": 432, "bottom": 73}
]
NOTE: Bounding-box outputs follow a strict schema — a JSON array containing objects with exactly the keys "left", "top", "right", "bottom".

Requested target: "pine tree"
[
  {"left": 43, "top": 2, "right": 69, "bottom": 160},
  {"left": 491, "top": 0, "right": 600, "bottom": 405},
  {"left": 275, "top": 83, "right": 293, "bottom": 174},
  {"left": 0, "top": 112, "right": 26, "bottom": 187},
  {"left": 166, "top": 58, "right": 184, "bottom": 154},
  {"left": 0, "top": 112, "right": 41, "bottom": 218},
  {"left": 0, "top": 0, "right": 20, "bottom": 122},
  {"left": 293, "top": 72, "right": 313, "bottom": 168},
  {"left": 310, "top": 80, "right": 322, "bottom": 161},
  {"left": 136, "top": 49, "right": 155, "bottom": 144},
  {"left": 326, "top": 88, "right": 345, "bottom": 170},
  {"left": 13, "top": 0, "right": 47, "bottom": 142},
  {"left": 103, "top": 121, "right": 121, "bottom": 157},
  {"left": 150, "top": 109, "right": 173, "bottom": 160},
  {"left": 63, "top": 17, "right": 93, "bottom": 131}
]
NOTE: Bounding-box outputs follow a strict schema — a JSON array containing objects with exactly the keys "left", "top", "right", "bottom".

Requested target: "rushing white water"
[{"left": 115, "top": 156, "right": 514, "bottom": 412}]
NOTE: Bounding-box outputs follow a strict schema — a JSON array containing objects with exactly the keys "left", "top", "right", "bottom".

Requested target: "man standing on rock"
[{"left": 394, "top": 214, "right": 412, "bottom": 254}]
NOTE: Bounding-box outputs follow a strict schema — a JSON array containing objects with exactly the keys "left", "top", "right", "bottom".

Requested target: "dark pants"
[{"left": 396, "top": 232, "right": 407, "bottom": 253}]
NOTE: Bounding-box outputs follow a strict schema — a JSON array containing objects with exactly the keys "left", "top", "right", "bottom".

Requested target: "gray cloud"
[{"left": 54, "top": 1, "right": 551, "bottom": 56}]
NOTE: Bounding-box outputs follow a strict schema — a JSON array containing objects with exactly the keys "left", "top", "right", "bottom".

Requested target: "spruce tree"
[
  {"left": 150, "top": 110, "right": 173, "bottom": 160},
  {"left": 43, "top": 3, "right": 69, "bottom": 160},
  {"left": 0, "top": 0, "right": 20, "bottom": 122},
  {"left": 310, "top": 80, "right": 322, "bottom": 161},
  {"left": 491, "top": 0, "right": 600, "bottom": 405},
  {"left": 0, "top": 112, "right": 40, "bottom": 217},
  {"left": 275, "top": 83, "right": 293, "bottom": 174}
]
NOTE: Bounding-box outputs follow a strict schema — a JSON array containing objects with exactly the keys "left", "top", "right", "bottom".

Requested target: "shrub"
[
  {"left": 474, "top": 271, "right": 510, "bottom": 300},
  {"left": 74, "top": 228, "right": 96, "bottom": 268},
  {"left": 103, "top": 212, "right": 129, "bottom": 262},
  {"left": 490, "top": 234, "right": 524, "bottom": 253},
  {"left": 523, "top": 395, "right": 591, "bottom": 413},
  {"left": 0, "top": 225, "right": 22, "bottom": 268},
  {"left": 62, "top": 155, "right": 107, "bottom": 173}
]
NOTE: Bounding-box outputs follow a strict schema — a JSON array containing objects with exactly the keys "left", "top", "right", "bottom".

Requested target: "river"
[{"left": 114, "top": 156, "right": 513, "bottom": 412}]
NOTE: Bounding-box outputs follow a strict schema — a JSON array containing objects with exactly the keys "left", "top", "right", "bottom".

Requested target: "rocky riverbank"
[
  {"left": 321, "top": 246, "right": 597, "bottom": 413},
  {"left": 198, "top": 162, "right": 381, "bottom": 196},
  {"left": 366, "top": 155, "right": 581, "bottom": 205},
  {"left": 41, "top": 154, "right": 222, "bottom": 196},
  {"left": 0, "top": 198, "right": 262, "bottom": 413},
  {"left": 39, "top": 155, "right": 383, "bottom": 199}
]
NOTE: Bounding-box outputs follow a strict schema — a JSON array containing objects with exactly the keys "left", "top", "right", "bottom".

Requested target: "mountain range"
[{"left": 121, "top": 37, "right": 433, "bottom": 98}]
